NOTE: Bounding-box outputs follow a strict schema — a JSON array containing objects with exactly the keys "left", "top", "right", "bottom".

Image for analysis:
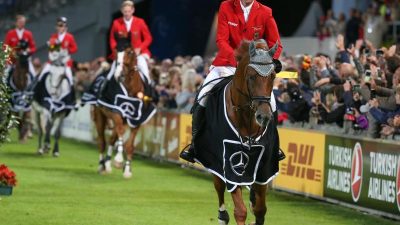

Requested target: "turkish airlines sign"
[{"left": 324, "top": 135, "right": 400, "bottom": 217}]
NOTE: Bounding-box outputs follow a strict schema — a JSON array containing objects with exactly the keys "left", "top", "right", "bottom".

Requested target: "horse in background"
[
  {"left": 32, "top": 41, "right": 76, "bottom": 157},
  {"left": 194, "top": 40, "right": 281, "bottom": 225},
  {"left": 92, "top": 47, "right": 155, "bottom": 178},
  {"left": 5, "top": 39, "right": 35, "bottom": 142}
]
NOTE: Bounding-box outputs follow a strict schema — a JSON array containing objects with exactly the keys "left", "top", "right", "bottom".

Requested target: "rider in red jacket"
[
  {"left": 180, "top": 0, "right": 285, "bottom": 162},
  {"left": 4, "top": 15, "right": 37, "bottom": 75},
  {"left": 39, "top": 17, "right": 78, "bottom": 84},
  {"left": 108, "top": 0, "right": 152, "bottom": 82}
]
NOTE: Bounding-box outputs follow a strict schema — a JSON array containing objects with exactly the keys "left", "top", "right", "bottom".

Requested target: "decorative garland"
[{"left": 0, "top": 43, "right": 17, "bottom": 144}]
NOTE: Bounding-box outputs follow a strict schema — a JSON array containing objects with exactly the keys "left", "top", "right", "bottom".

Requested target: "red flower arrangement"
[{"left": 0, "top": 164, "right": 17, "bottom": 186}]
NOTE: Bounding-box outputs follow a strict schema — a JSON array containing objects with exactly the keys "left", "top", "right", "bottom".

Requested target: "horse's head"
[
  {"left": 120, "top": 48, "right": 144, "bottom": 97},
  {"left": 234, "top": 39, "right": 282, "bottom": 127},
  {"left": 13, "top": 40, "right": 29, "bottom": 68}
]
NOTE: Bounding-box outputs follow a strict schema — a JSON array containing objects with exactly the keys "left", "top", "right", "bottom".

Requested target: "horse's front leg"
[
  {"left": 231, "top": 187, "right": 247, "bottom": 225},
  {"left": 21, "top": 111, "right": 32, "bottom": 141},
  {"left": 249, "top": 183, "right": 267, "bottom": 225},
  {"left": 44, "top": 118, "right": 52, "bottom": 153},
  {"left": 111, "top": 114, "right": 125, "bottom": 169},
  {"left": 52, "top": 113, "right": 65, "bottom": 157},
  {"left": 34, "top": 111, "right": 44, "bottom": 154},
  {"left": 122, "top": 127, "right": 139, "bottom": 178},
  {"left": 213, "top": 176, "right": 229, "bottom": 225},
  {"left": 94, "top": 108, "right": 111, "bottom": 173}
]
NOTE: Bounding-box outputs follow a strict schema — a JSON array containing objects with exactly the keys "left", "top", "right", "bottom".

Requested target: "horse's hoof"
[
  {"left": 37, "top": 149, "right": 44, "bottom": 155},
  {"left": 44, "top": 146, "right": 51, "bottom": 154},
  {"left": 105, "top": 160, "right": 112, "bottom": 173},
  {"left": 123, "top": 163, "right": 132, "bottom": 179},
  {"left": 123, "top": 171, "right": 132, "bottom": 179},
  {"left": 218, "top": 210, "right": 229, "bottom": 225},
  {"left": 53, "top": 152, "right": 60, "bottom": 157},
  {"left": 114, "top": 152, "right": 124, "bottom": 162},
  {"left": 113, "top": 160, "right": 123, "bottom": 169}
]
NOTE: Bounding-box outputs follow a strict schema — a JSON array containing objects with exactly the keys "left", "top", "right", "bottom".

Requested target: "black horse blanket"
[
  {"left": 81, "top": 63, "right": 157, "bottom": 128},
  {"left": 194, "top": 77, "right": 280, "bottom": 192},
  {"left": 6, "top": 68, "right": 35, "bottom": 112},
  {"left": 33, "top": 72, "right": 76, "bottom": 115}
]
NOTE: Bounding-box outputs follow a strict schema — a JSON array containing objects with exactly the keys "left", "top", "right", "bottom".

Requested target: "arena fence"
[{"left": 62, "top": 106, "right": 400, "bottom": 220}]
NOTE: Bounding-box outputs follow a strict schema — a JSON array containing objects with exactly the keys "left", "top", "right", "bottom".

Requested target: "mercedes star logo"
[
  {"left": 120, "top": 102, "right": 136, "bottom": 116},
  {"left": 230, "top": 151, "right": 250, "bottom": 176}
]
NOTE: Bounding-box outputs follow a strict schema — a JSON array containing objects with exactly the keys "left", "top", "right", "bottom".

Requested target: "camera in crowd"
[
  {"left": 370, "top": 89, "right": 377, "bottom": 99},
  {"left": 344, "top": 107, "right": 356, "bottom": 121}
]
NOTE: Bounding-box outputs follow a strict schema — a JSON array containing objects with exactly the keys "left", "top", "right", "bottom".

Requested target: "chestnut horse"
[
  {"left": 94, "top": 48, "right": 145, "bottom": 178},
  {"left": 7, "top": 41, "right": 34, "bottom": 142},
  {"left": 196, "top": 40, "right": 280, "bottom": 225}
]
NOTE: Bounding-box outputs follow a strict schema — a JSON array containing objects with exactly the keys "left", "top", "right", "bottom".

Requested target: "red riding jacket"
[
  {"left": 213, "top": 0, "right": 283, "bottom": 67},
  {"left": 48, "top": 32, "right": 78, "bottom": 67},
  {"left": 109, "top": 16, "right": 152, "bottom": 59},
  {"left": 4, "top": 28, "right": 36, "bottom": 63}
]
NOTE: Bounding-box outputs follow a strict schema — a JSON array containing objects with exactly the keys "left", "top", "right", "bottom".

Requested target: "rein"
[{"left": 230, "top": 65, "right": 272, "bottom": 112}]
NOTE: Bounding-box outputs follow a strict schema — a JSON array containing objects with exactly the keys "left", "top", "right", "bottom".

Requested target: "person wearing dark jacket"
[{"left": 313, "top": 86, "right": 346, "bottom": 127}]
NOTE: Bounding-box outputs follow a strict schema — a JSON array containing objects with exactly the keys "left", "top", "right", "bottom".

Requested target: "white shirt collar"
[
  {"left": 124, "top": 17, "right": 133, "bottom": 32},
  {"left": 58, "top": 32, "right": 66, "bottom": 42},
  {"left": 240, "top": 0, "right": 254, "bottom": 22},
  {"left": 16, "top": 28, "right": 25, "bottom": 39}
]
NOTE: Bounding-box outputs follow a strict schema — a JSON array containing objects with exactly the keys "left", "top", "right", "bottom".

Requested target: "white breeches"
[
  {"left": 197, "top": 66, "right": 276, "bottom": 112},
  {"left": 39, "top": 63, "right": 73, "bottom": 85}
]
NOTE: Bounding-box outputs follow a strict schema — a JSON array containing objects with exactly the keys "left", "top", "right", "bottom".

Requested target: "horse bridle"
[
  {"left": 119, "top": 51, "right": 138, "bottom": 82},
  {"left": 231, "top": 62, "right": 274, "bottom": 112}
]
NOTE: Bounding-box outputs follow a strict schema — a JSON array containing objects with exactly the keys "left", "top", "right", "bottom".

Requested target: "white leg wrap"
[
  {"left": 114, "top": 138, "right": 124, "bottom": 163},
  {"left": 106, "top": 145, "right": 113, "bottom": 157}
]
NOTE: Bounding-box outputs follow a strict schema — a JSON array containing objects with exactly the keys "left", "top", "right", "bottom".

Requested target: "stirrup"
[
  {"left": 278, "top": 148, "right": 286, "bottom": 161},
  {"left": 179, "top": 144, "right": 195, "bottom": 163}
]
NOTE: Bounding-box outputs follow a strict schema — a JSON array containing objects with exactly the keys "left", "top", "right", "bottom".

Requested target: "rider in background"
[
  {"left": 4, "top": 14, "right": 37, "bottom": 75},
  {"left": 39, "top": 17, "right": 78, "bottom": 85},
  {"left": 109, "top": 0, "right": 152, "bottom": 82},
  {"left": 180, "top": 0, "right": 285, "bottom": 163}
]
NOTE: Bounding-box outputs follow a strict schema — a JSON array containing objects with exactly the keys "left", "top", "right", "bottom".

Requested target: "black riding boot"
[
  {"left": 273, "top": 110, "right": 286, "bottom": 161},
  {"left": 179, "top": 104, "right": 206, "bottom": 163}
]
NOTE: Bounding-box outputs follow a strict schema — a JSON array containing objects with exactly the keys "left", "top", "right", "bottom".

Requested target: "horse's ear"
[
  {"left": 268, "top": 41, "right": 279, "bottom": 57},
  {"left": 249, "top": 41, "right": 257, "bottom": 58}
]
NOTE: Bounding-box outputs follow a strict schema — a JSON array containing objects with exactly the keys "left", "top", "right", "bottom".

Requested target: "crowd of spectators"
[
  {"left": 53, "top": 31, "right": 399, "bottom": 141},
  {"left": 276, "top": 34, "right": 400, "bottom": 140},
  {"left": 317, "top": 0, "right": 399, "bottom": 47},
  {"left": 14, "top": 1, "right": 399, "bottom": 141},
  {"left": 0, "top": 0, "right": 72, "bottom": 32}
]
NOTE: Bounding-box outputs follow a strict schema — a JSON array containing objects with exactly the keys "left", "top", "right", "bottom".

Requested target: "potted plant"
[{"left": 0, "top": 164, "right": 17, "bottom": 196}]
